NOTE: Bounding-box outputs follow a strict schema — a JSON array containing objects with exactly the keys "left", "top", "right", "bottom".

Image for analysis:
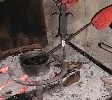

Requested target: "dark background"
[{"left": 0, "top": 0, "right": 48, "bottom": 51}]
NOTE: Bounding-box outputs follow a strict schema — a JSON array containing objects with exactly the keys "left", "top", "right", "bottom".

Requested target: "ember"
[
  {"left": 18, "top": 86, "right": 29, "bottom": 94},
  {"left": 0, "top": 65, "right": 9, "bottom": 74},
  {"left": 0, "top": 80, "right": 12, "bottom": 91},
  {"left": 0, "top": 74, "right": 28, "bottom": 91},
  {"left": 0, "top": 1, "right": 112, "bottom": 100}
]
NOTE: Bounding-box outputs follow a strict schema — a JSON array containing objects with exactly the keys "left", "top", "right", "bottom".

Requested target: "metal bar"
[
  {"left": 36, "top": 85, "right": 43, "bottom": 100},
  {"left": 98, "top": 42, "right": 112, "bottom": 53},
  {"left": 8, "top": 56, "right": 67, "bottom": 86},
  {"left": 59, "top": 4, "right": 67, "bottom": 36},
  {"left": 67, "top": 41, "right": 112, "bottom": 75},
  {"left": 0, "top": 23, "right": 91, "bottom": 60},
  {"left": 59, "top": 3, "right": 67, "bottom": 59},
  {"left": 48, "top": 22, "right": 91, "bottom": 55}
]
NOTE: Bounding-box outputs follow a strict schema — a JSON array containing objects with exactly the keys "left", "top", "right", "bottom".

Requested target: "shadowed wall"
[{"left": 0, "top": 0, "right": 48, "bottom": 51}]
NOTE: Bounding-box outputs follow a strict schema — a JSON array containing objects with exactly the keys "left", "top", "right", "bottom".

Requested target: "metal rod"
[
  {"left": 98, "top": 42, "right": 112, "bottom": 53},
  {"left": 36, "top": 85, "right": 43, "bottom": 100},
  {"left": 59, "top": 3, "right": 67, "bottom": 59},
  {"left": 0, "top": 23, "right": 91, "bottom": 60},
  {"left": 48, "top": 22, "right": 91, "bottom": 55},
  {"left": 67, "top": 41, "right": 112, "bottom": 75}
]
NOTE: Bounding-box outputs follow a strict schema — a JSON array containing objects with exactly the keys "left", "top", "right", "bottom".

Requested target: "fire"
[
  {"left": 18, "top": 86, "right": 28, "bottom": 94},
  {"left": 0, "top": 95, "right": 4, "bottom": 100},
  {"left": 0, "top": 74, "right": 29, "bottom": 91},
  {"left": 19, "top": 74, "right": 32, "bottom": 83},
  {"left": 0, "top": 65, "right": 9, "bottom": 74},
  {"left": 0, "top": 80, "right": 12, "bottom": 91}
]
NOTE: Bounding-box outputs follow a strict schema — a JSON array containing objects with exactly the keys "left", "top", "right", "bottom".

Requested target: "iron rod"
[
  {"left": 68, "top": 41, "right": 112, "bottom": 75},
  {"left": 36, "top": 85, "right": 43, "bottom": 100},
  {"left": 48, "top": 22, "right": 91, "bottom": 55},
  {"left": 98, "top": 42, "right": 112, "bottom": 53}
]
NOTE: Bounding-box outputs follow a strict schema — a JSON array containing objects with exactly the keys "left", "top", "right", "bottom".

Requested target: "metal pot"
[{"left": 19, "top": 50, "right": 50, "bottom": 77}]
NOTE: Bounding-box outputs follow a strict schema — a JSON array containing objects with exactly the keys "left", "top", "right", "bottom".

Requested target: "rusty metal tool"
[{"left": 48, "top": 22, "right": 91, "bottom": 55}]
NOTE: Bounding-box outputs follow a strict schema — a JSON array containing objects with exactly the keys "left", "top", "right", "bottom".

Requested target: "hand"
[{"left": 92, "top": 5, "right": 112, "bottom": 30}]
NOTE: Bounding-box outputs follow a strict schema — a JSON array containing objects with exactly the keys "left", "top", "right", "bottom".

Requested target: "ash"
[
  {"left": 0, "top": 53, "right": 112, "bottom": 100},
  {"left": 43, "top": 54, "right": 112, "bottom": 100}
]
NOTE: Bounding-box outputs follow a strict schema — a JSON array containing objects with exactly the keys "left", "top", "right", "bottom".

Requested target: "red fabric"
[
  {"left": 61, "top": 0, "right": 79, "bottom": 12},
  {"left": 92, "top": 5, "right": 112, "bottom": 30}
]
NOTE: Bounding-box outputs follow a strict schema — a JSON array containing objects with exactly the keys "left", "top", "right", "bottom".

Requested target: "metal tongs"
[{"left": 52, "top": 0, "right": 73, "bottom": 59}]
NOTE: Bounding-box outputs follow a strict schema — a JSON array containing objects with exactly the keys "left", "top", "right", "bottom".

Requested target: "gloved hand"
[
  {"left": 61, "top": 0, "right": 79, "bottom": 12},
  {"left": 92, "top": 5, "right": 112, "bottom": 30}
]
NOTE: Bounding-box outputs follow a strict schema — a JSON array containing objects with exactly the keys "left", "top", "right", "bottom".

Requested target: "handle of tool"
[{"left": 36, "top": 85, "right": 43, "bottom": 100}]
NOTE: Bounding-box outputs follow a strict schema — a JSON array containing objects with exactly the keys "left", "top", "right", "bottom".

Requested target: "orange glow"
[
  {"left": 0, "top": 95, "right": 4, "bottom": 100},
  {"left": 0, "top": 65, "right": 9, "bottom": 74},
  {"left": 19, "top": 74, "right": 28, "bottom": 81},
  {"left": 19, "top": 74, "right": 32, "bottom": 83},
  {"left": 18, "top": 86, "right": 28, "bottom": 94},
  {"left": 0, "top": 80, "right": 12, "bottom": 91}
]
